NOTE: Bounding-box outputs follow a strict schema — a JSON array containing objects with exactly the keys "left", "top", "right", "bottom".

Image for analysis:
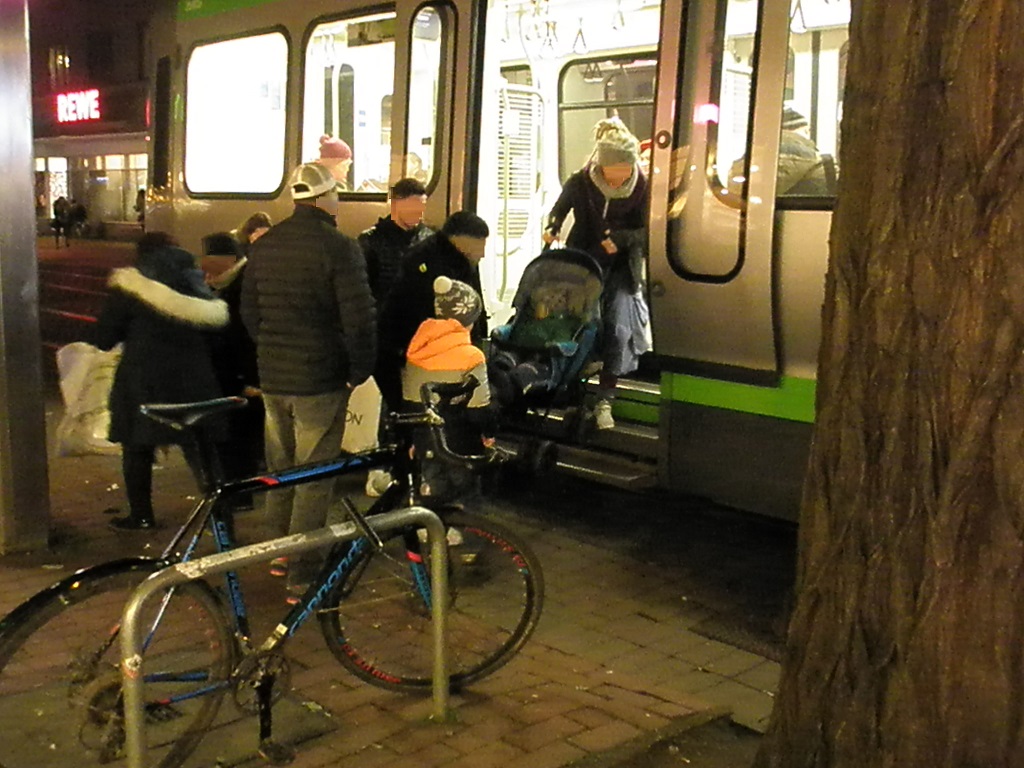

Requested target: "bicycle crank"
[{"left": 231, "top": 650, "right": 292, "bottom": 714}]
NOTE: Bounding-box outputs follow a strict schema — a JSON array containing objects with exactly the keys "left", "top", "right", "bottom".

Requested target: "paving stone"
[
  {"left": 568, "top": 720, "right": 643, "bottom": 753},
  {"left": 0, "top": 385, "right": 782, "bottom": 768}
]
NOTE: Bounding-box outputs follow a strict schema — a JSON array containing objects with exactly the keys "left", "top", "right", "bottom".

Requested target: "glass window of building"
[
  {"left": 47, "top": 156, "right": 69, "bottom": 201},
  {"left": 48, "top": 46, "right": 71, "bottom": 90},
  {"left": 185, "top": 33, "right": 288, "bottom": 194},
  {"left": 303, "top": 12, "right": 397, "bottom": 194}
]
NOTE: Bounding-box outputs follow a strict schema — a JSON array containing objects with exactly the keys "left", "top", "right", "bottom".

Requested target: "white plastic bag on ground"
[
  {"left": 342, "top": 377, "right": 381, "bottom": 453},
  {"left": 55, "top": 342, "right": 122, "bottom": 457}
]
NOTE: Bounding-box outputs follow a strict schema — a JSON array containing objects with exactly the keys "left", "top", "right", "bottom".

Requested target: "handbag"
[{"left": 55, "top": 342, "right": 122, "bottom": 456}]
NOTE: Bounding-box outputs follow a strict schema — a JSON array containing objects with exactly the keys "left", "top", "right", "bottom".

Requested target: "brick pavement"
[{"left": 0, "top": 378, "right": 778, "bottom": 767}]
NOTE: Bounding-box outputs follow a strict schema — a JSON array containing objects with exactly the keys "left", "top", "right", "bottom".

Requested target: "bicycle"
[{"left": 0, "top": 378, "right": 544, "bottom": 768}]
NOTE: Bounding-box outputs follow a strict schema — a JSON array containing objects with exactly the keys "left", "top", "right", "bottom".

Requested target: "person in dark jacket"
[
  {"left": 241, "top": 162, "right": 376, "bottom": 598},
  {"left": 52, "top": 195, "right": 71, "bottom": 248},
  {"left": 92, "top": 232, "right": 229, "bottom": 531},
  {"left": 357, "top": 178, "right": 431, "bottom": 495},
  {"left": 377, "top": 210, "right": 489, "bottom": 413},
  {"left": 543, "top": 116, "right": 651, "bottom": 430},
  {"left": 358, "top": 177, "right": 432, "bottom": 306},
  {"left": 210, "top": 212, "right": 272, "bottom": 500}
]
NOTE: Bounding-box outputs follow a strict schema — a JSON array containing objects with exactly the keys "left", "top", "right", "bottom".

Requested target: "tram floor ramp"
[
  {"left": 567, "top": 708, "right": 762, "bottom": 768},
  {"left": 497, "top": 433, "right": 658, "bottom": 492}
]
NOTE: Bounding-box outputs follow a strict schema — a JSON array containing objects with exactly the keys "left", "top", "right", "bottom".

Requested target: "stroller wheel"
[
  {"left": 563, "top": 406, "right": 584, "bottom": 438},
  {"left": 530, "top": 440, "right": 558, "bottom": 474}
]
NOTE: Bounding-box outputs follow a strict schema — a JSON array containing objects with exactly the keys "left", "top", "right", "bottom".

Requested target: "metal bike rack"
[{"left": 119, "top": 506, "right": 449, "bottom": 768}]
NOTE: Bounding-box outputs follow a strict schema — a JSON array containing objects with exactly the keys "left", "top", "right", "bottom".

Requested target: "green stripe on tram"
[
  {"left": 663, "top": 372, "right": 816, "bottom": 424},
  {"left": 178, "top": 0, "right": 279, "bottom": 19}
]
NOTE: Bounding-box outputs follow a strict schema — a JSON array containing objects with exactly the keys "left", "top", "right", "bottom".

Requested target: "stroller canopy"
[{"left": 509, "top": 247, "right": 604, "bottom": 329}]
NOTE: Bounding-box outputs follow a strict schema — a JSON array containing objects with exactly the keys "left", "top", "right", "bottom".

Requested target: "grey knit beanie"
[
  {"left": 593, "top": 117, "right": 640, "bottom": 166},
  {"left": 434, "top": 276, "right": 482, "bottom": 327}
]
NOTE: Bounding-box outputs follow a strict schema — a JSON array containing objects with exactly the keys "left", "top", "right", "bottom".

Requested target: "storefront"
[{"left": 33, "top": 82, "right": 148, "bottom": 237}]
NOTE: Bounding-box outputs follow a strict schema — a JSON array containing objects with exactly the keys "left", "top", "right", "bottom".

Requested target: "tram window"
[
  {"left": 776, "top": 0, "right": 849, "bottom": 198},
  {"left": 502, "top": 66, "right": 533, "bottom": 88},
  {"left": 714, "top": 2, "right": 754, "bottom": 194},
  {"left": 715, "top": 0, "right": 849, "bottom": 201},
  {"left": 304, "top": 12, "right": 396, "bottom": 194},
  {"left": 184, "top": 33, "right": 287, "bottom": 195},
  {"left": 405, "top": 6, "right": 448, "bottom": 187},
  {"left": 557, "top": 55, "right": 656, "bottom": 182}
]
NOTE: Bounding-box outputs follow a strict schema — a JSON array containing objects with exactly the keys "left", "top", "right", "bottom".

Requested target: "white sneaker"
[
  {"left": 365, "top": 469, "right": 392, "bottom": 498},
  {"left": 594, "top": 399, "right": 615, "bottom": 430}
]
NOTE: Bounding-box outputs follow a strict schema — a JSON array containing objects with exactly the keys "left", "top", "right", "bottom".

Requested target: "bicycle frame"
[
  {"left": 137, "top": 439, "right": 434, "bottom": 702},
  {"left": 120, "top": 505, "right": 453, "bottom": 768}
]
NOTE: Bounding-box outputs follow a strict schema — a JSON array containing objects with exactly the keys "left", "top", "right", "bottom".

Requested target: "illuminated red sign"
[{"left": 56, "top": 89, "right": 101, "bottom": 123}]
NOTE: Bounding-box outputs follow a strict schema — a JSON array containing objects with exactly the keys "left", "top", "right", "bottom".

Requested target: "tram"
[{"left": 145, "top": 0, "right": 851, "bottom": 521}]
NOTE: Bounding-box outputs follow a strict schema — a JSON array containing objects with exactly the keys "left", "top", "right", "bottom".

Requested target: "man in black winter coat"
[
  {"left": 376, "top": 210, "right": 489, "bottom": 411},
  {"left": 358, "top": 177, "right": 432, "bottom": 306},
  {"left": 241, "top": 162, "right": 376, "bottom": 596}
]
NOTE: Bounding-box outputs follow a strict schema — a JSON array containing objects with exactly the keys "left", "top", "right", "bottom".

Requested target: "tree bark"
[{"left": 756, "top": 1, "right": 1024, "bottom": 766}]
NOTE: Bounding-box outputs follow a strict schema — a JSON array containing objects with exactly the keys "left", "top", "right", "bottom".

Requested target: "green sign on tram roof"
[{"left": 178, "top": 0, "right": 281, "bottom": 20}]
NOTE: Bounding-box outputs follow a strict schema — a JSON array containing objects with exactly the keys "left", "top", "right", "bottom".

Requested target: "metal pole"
[
  {"left": 120, "top": 507, "right": 449, "bottom": 768},
  {"left": 0, "top": 0, "right": 50, "bottom": 553}
]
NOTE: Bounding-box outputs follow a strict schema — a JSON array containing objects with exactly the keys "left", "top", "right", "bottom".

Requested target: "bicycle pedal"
[{"left": 145, "top": 702, "right": 185, "bottom": 723}]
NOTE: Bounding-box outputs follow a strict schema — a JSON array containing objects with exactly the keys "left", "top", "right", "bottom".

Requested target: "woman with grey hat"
[{"left": 542, "top": 116, "right": 651, "bottom": 430}]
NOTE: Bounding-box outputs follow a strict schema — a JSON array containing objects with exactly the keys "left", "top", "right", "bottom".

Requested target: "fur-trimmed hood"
[{"left": 109, "top": 267, "right": 229, "bottom": 328}]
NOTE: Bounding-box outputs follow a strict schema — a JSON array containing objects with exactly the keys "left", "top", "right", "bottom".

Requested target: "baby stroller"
[{"left": 488, "top": 247, "right": 604, "bottom": 422}]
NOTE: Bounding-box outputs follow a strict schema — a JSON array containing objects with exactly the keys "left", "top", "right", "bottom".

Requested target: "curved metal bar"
[{"left": 120, "top": 506, "right": 448, "bottom": 768}]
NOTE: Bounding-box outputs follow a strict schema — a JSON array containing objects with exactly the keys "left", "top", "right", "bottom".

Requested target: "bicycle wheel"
[
  {"left": 319, "top": 511, "right": 544, "bottom": 691},
  {"left": 0, "top": 561, "right": 236, "bottom": 768}
]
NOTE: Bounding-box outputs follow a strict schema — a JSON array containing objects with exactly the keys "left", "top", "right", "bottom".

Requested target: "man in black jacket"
[
  {"left": 241, "top": 162, "right": 376, "bottom": 597},
  {"left": 376, "top": 210, "right": 489, "bottom": 411},
  {"left": 358, "top": 177, "right": 432, "bottom": 306}
]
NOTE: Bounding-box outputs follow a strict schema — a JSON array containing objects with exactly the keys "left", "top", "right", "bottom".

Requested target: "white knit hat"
[
  {"left": 433, "top": 276, "right": 482, "bottom": 327},
  {"left": 593, "top": 117, "right": 640, "bottom": 166}
]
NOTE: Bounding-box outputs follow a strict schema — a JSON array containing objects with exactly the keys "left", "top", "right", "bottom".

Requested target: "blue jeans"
[{"left": 262, "top": 389, "right": 350, "bottom": 585}]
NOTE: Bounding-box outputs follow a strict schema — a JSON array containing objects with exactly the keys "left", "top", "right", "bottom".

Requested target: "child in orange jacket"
[{"left": 402, "top": 276, "right": 494, "bottom": 499}]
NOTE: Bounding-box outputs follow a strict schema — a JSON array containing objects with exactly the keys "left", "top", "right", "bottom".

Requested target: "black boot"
[{"left": 109, "top": 515, "right": 156, "bottom": 531}]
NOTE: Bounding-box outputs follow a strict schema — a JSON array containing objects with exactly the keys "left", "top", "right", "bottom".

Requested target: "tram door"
[
  {"left": 387, "top": 0, "right": 486, "bottom": 229},
  {"left": 472, "top": 0, "right": 664, "bottom": 326},
  {"left": 647, "top": 0, "right": 848, "bottom": 382}
]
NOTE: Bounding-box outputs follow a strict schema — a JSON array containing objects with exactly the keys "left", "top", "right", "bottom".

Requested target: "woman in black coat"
[
  {"left": 543, "top": 117, "right": 651, "bottom": 430},
  {"left": 93, "top": 233, "right": 229, "bottom": 530}
]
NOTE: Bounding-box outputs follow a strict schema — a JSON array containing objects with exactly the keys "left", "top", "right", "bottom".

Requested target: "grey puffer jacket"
[{"left": 240, "top": 204, "right": 376, "bottom": 395}]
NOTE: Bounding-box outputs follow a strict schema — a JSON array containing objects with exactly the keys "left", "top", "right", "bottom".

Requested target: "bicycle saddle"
[{"left": 140, "top": 396, "right": 248, "bottom": 429}]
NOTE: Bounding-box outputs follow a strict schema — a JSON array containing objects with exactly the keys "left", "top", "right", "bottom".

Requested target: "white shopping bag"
[
  {"left": 55, "top": 342, "right": 122, "bottom": 457},
  {"left": 341, "top": 377, "right": 382, "bottom": 453}
]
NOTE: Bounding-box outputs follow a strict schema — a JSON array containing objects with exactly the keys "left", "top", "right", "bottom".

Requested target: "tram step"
[
  {"left": 501, "top": 438, "right": 657, "bottom": 491},
  {"left": 554, "top": 444, "right": 658, "bottom": 491},
  {"left": 515, "top": 409, "right": 660, "bottom": 461}
]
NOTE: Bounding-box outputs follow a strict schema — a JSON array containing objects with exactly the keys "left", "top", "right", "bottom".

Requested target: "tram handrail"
[{"left": 119, "top": 506, "right": 450, "bottom": 768}]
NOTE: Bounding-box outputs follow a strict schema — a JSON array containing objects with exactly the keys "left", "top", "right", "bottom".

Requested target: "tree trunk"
[{"left": 756, "top": 2, "right": 1024, "bottom": 766}]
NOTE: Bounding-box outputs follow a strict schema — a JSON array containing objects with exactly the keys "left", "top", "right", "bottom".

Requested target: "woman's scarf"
[{"left": 588, "top": 161, "right": 639, "bottom": 201}]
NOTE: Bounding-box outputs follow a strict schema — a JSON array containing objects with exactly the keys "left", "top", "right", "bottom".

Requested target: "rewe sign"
[{"left": 56, "top": 89, "right": 101, "bottom": 123}]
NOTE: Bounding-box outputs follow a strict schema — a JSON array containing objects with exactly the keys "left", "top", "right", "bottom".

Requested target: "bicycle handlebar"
[{"left": 386, "top": 376, "right": 498, "bottom": 469}]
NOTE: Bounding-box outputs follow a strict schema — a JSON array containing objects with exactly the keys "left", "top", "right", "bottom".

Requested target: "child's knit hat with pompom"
[{"left": 433, "top": 276, "right": 482, "bottom": 327}]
